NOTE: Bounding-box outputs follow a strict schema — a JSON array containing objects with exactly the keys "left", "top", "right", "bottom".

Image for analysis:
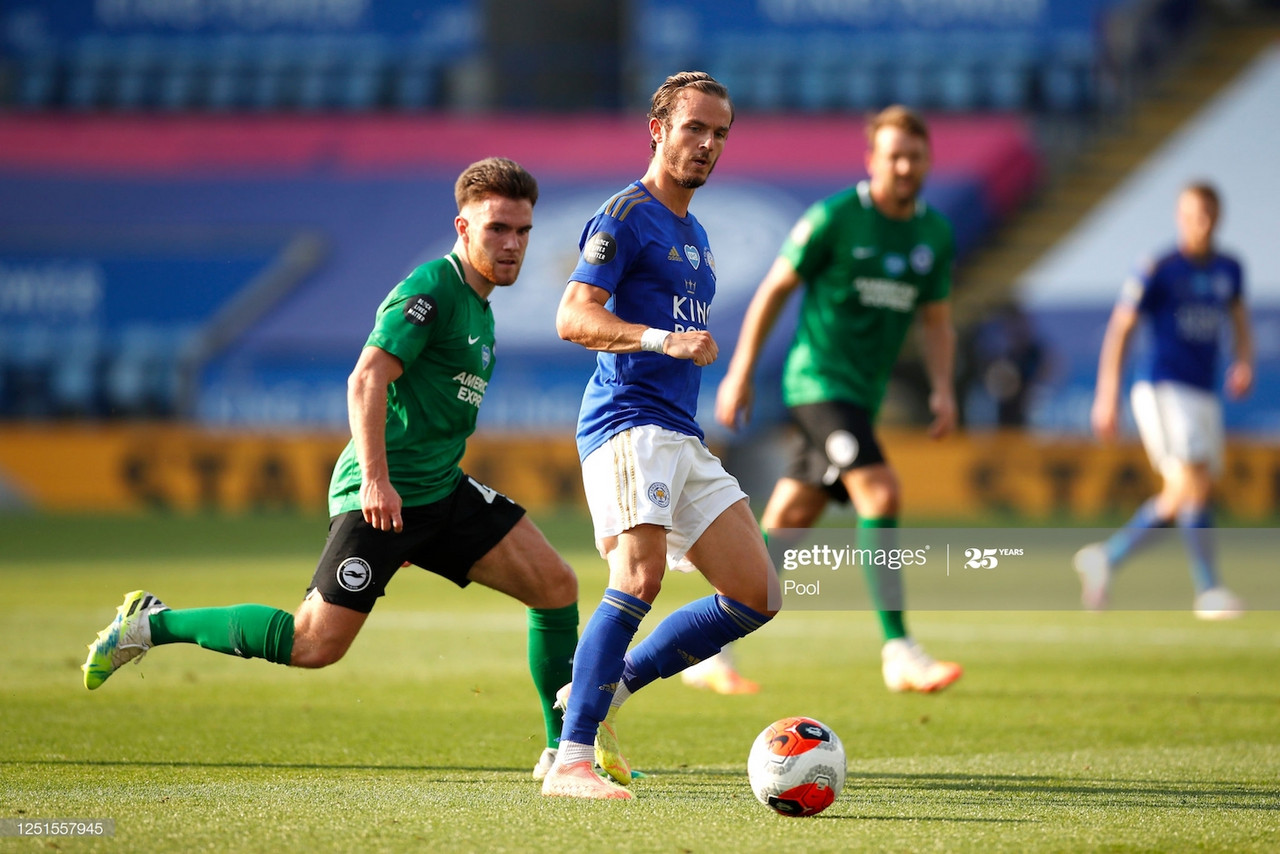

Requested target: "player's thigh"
[
  {"left": 841, "top": 463, "right": 901, "bottom": 519},
  {"left": 760, "top": 477, "right": 829, "bottom": 529},
  {"left": 467, "top": 515, "right": 577, "bottom": 609},
  {"left": 685, "top": 499, "right": 780, "bottom": 615},
  {"left": 1161, "top": 459, "right": 1214, "bottom": 507},
  {"left": 580, "top": 427, "right": 680, "bottom": 557},
  {"left": 292, "top": 593, "right": 369, "bottom": 668},
  {"left": 601, "top": 523, "right": 669, "bottom": 604}
]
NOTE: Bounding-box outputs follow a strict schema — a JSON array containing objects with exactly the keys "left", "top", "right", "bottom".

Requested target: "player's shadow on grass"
[
  {"left": 851, "top": 771, "right": 1280, "bottom": 813},
  {"left": 662, "top": 767, "right": 1278, "bottom": 814}
]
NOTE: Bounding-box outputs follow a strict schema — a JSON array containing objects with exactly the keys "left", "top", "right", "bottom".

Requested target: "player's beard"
[
  {"left": 471, "top": 247, "right": 521, "bottom": 287},
  {"left": 891, "top": 174, "right": 922, "bottom": 206},
  {"left": 666, "top": 146, "right": 715, "bottom": 190}
]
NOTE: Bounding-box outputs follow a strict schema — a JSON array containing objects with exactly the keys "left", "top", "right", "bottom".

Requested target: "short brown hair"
[
  {"left": 454, "top": 157, "right": 539, "bottom": 211},
  {"left": 867, "top": 105, "right": 930, "bottom": 147},
  {"left": 1182, "top": 181, "right": 1221, "bottom": 218},
  {"left": 648, "top": 71, "right": 733, "bottom": 153}
]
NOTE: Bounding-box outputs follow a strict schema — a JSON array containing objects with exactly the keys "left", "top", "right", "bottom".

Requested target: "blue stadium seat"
[
  {"left": 66, "top": 35, "right": 118, "bottom": 111},
  {"left": 51, "top": 326, "right": 103, "bottom": 416},
  {"left": 393, "top": 54, "right": 441, "bottom": 110},
  {"left": 795, "top": 39, "right": 848, "bottom": 112},
  {"left": 337, "top": 38, "right": 391, "bottom": 111},
  {"left": 981, "top": 33, "right": 1037, "bottom": 112},
  {"left": 250, "top": 34, "right": 306, "bottom": 111},
  {"left": 935, "top": 33, "right": 986, "bottom": 111},
  {"left": 1040, "top": 32, "right": 1097, "bottom": 113},
  {"left": 16, "top": 53, "right": 60, "bottom": 110},
  {"left": 884, "top": 33, "right": 939, "bottom": 109},
  {"left": 297, "top": 36, "right": 356, "bottom": 111},
  {"left": 6, "top": 324, "right": 55, "bottom": 417},
  {"left": 207, "top": 36, "right": 253, "bottom": 111},
  {"left": 114, "top": 36, "right": 163, "bottom": 110},
  {"left": 156, "top": 42, "right": 207, "bottom": 112}
]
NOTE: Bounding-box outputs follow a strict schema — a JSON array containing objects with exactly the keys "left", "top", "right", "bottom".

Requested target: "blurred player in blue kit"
[
  {"left": 1075, "top": 181, "right": 1253, "bottom": 618},
  {"left": 540, "top": 71, "right": 779, "bottom": 800}
]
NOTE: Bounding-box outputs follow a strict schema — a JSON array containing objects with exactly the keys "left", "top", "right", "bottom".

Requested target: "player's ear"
[
  {"left": 649, "top": 116, "right": 664, "bottom": 148},
  {"left": 455, "top": 214, "right": 469, "bottom": 241}
]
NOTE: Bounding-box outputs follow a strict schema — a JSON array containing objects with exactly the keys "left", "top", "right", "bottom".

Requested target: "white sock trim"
[{"left": 558, "top": 741, "right": 594, "bottom": 766}]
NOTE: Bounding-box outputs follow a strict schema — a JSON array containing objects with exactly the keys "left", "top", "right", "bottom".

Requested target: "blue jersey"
[
  {"left": 1120, "top": 248, "right": 1243, "bottom": 392},
  {"left": 570, "top": 181, "right": 718, "bottom": 459}
]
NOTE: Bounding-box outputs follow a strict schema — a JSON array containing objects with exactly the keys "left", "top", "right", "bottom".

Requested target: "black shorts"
[
  {"left": 783, "top": 401, "right": 886, "bottom": 504},
  {"left": 308, "top": 474, "right": 526, "bottom": 613}
]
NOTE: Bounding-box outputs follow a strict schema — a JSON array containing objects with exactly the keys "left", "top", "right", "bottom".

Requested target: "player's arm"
[
  {"left": 1225, "top": 297, "right": 1254, "bottom": 400},
  {"left": 1091, "top": 302, "right": 1139, "bottom": 441},
  {"left": 916, "top": 298, "right": 957, "bottom": 439},
  {"left": 555, "top": 280, "right": 717, "bottom": 365},
  {"left": 347, "top": 345, "right": 405, "bottom": 532},
  {"left": 714, "top": 257, "right": 804, "bottom": 430}
]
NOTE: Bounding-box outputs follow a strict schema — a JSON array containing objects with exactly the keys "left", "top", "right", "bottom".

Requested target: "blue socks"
[
  {"left": 1177, "top": 505, "right": 1219, "bottom": 594},
  {"left": 1105, "top": 497, "right": 1220, "bottom": 593},
  {"left": 560, "top": 589, "right": 649, "bottom": 746},
  {"left": 1104, "top": 497, "right": 1169, "bottom": 569},
  {"left": 561, "top": 589, "right": 773, "bottom": 746},
  {"left": 621, "top": 594, "right": 772, "bottom": 692}
]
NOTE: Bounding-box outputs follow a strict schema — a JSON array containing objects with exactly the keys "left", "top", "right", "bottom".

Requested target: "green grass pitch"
[{"left": 1, "top": 512, "right": 1277, "bottom": 853}]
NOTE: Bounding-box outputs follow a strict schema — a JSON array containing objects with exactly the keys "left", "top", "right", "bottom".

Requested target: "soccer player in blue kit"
[
  {"left": 1075, "top": 182, "right": 1254, "bottom": 618},
  {"left": 540, "top": 71, "right": 780, "bottom": 800}
]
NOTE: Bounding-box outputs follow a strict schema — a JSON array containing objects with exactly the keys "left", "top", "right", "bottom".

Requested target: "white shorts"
[
  {"left": 1130, "top": 380, "right": 1224, "bottom": 476},
  {"left": 581, "top": 425, "right": 748, "bottom": 567}
]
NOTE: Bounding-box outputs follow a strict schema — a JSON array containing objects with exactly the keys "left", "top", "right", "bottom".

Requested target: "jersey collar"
[
  {"left": 857, "top": 179, "right": 927, "bottom": 218},
  {"left": 444, "top": 252, "right": 491, "bottom": 307}
]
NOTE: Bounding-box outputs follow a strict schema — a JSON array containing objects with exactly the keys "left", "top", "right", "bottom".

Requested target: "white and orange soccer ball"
[{"left": 747, "top": 716, "right": 846, "bottom": 817}]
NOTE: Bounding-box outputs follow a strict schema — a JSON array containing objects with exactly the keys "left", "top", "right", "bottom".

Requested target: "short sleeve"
[
  {"left": 568, "top": 215, "right": 639, "bottom": 296},
  {"left": 365, "top": 265, "right": 453, "bottom": 366},
  {"left": 778, "top": 200, "right": 832, "bottom": 282}
]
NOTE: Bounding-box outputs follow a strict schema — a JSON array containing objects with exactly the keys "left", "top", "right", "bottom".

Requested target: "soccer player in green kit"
[
  {"left": 82, "top": 157, "right": 580, "bottom": 776},
  {"left": 715, "top": 105, "right": 962, "bottom": 693}
]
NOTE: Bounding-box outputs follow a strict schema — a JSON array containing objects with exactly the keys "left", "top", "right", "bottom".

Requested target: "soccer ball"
[{"left": 747, "top": 716, "right": 846, "bottom": 817}]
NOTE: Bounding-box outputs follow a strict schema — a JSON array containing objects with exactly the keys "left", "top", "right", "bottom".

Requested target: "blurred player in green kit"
[
  {"left": 83, "top": 157, "right": 579, "bottom": 776},
  {"left": 712, "top": 105, "right": 962, "bottom": 694}
]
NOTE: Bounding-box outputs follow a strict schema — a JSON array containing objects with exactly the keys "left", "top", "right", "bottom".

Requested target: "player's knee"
[
  {"left": 534, "top": 559, "right": 578, "bottom": 608},
  {"left": 616, "top": 569, "right": 663, "bottom": 604},
  {"left": 766, "top": 500, "right": 822, "bottom": 529},
  {"left": 288, "top": 631, "right": 350, "bottom": 668},
  {"left": 290, "top": 644, "right": 343, "bottom": 669}
]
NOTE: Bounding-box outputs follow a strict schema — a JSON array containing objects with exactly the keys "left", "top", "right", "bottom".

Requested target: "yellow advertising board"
[{"left": 0, "top": 425, "right": 1276, "bottom": 520}]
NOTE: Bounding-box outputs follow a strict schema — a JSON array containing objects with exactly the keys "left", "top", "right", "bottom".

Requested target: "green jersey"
[
  {"left": 328, "top": 253, "right": 496, "bottom": 515},
  {"left": 778, "top": 180, "right": 954, "bottom": 416}
]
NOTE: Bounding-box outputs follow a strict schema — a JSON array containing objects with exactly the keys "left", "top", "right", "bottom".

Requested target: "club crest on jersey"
[
  {"left": 704, "top": 248, "right": 716, "bottom": 275},
  {"left": 883, "top": 254, "right": 907, "bottom": 277},
  {"left": 481, "top": 344, "right": 492, "bottom": 369},
  {"left": 910, "top": 244, "right": 934, "bottom": 274},
  {"left": 684, "top": 245, "right": 700, "bottom": 269},
  {"left": 647, "top": 482, "right": 671, "bottom": 508},
  {"left": 337, "top": 557, "right": 373, "bottom": 592}
]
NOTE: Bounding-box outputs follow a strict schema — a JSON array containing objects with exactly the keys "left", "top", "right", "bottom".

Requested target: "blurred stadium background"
[{"left": 1, "top": 0, "right": 1278, "bottom": 523}]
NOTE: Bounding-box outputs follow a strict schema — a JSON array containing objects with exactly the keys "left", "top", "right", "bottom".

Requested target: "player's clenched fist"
[{"left": 664, "top": 330, "right": 718, "bottom": 366}]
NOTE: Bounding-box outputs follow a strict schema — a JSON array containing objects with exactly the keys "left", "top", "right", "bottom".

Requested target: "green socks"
[
  {"left": 150, "top": 605, "right": 294, "bottom": 666},
  {"left": 859, "top": 517, "right": 908, "bottom": 641},
  {"left": 527, "top": 603, "right": 579, "bottom": 749}
]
